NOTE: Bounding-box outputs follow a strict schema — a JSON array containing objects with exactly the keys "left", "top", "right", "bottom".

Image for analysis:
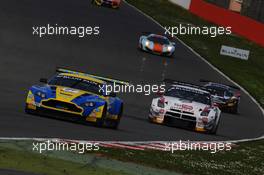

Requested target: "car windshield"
[
  {"left": 148, "top": 36, "right": 170, "bottom": 45},
  {"left": 165, "top": 86, "right": 211, "bottom": 105},
  {"left": 48, "top": 75, "right": 104, "bottom": 95}
]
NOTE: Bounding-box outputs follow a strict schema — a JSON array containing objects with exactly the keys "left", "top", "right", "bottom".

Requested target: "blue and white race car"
[
  {"left": 25, "top": 68, "right": 127, "bottom": 129},
  {"left": 139, "top": 34, "right": 175, "bottom": 57}
]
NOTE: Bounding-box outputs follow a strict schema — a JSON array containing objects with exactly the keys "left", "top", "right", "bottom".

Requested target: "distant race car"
[
  {"left": 200, "top": 80, "right": 241, "bottom": 114},
  {"left": 92, "top": 0, "right": 121, "bottom": 9},
  {"left": 149, "top": 80, "right": 221, "bottom": 134},
  {"left": 25, "top": 68, "right": 127, "bottom": 129},
  {"left": 139, "top": 34, "right": 175, "bottom": 57}
]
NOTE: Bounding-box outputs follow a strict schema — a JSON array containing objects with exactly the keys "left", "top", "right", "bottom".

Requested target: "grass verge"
[
  {"left": 125, "top": 0, "right": 264, "bottom": 107},
  {"left": 0, "top": 139, "right": 263, "bottom": 175},
  {"left": 0, "top": 146, "right": 129, "bottom": 175},
  {"left": 96, "top": 140, "right": 264, "bottom": 175}
]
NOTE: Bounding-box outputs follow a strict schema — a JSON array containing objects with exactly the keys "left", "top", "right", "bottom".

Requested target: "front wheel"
[
  {"left": 107, "top": 105, "right": 123, "bottom": 129},
  {"left": 25, "top": 104, "right": 37, "bottom": 115},
  {"left": 208, "top": 118, "right": 220, "bottom": 135},
  {"left": 229, "top": 104, "right": 238, "bottom": 114},
  {"left": 138, "top": 43, "right": 143, "bottom": 51},
  {"left": 95, "top": 104, "right": 107, "bottom": 127}
]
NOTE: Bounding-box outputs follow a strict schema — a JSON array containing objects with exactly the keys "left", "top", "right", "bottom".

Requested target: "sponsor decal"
[
  {"left": 173, "top": 103, "right": 193, "bottom": 111},
  {"left": 62, "top": 88, "right": 79, "bottom": 93},
  {"left": 220, "top": 45, "right": 250, "bottom": 60}
]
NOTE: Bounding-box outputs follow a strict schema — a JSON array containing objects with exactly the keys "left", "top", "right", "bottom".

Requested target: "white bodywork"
[{"left": 149, "top": 85, "right": 221, "bottom": 133}]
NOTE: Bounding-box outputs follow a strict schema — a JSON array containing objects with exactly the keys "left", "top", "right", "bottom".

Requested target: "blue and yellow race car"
[{"left": 25, "top": 68, "right": 127, "bottom": 129}]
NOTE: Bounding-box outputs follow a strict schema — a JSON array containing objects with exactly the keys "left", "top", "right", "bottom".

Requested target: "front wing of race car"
[{"left": 25, "top": 87, "right": 120, "bottom": 124}]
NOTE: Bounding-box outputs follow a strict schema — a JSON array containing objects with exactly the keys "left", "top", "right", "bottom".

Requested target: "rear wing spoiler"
[
  {"left": 164, "top": 79, "right": 231, "bottom": 96},
  {"left": 56, "top": 67, "right": 130, "bottom": 86},
  {"left": 199, "top": 79, "right": 240, "bottom": 90},
  {"left": 142, "top": 32, "right": 152, "bottom": 35},
  {"left": 141, "top": 32, "right": 173, "bottom": 40},
  {"left": 163, "top": 79, "right": 210, "bottom": 92}
]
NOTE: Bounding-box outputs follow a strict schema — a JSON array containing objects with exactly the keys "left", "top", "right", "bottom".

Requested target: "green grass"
[
  {"left": 0, "top": 146, "right": 129, "bottom": 175},
  {"left": 1, "top": 140, "right": 263, "bottom": 175},
  {"left": 96, "top": 140, "right": 264, "bottom": 175},
  {"left": 125, "top": 0, "right": 264, "bottom": 107}
]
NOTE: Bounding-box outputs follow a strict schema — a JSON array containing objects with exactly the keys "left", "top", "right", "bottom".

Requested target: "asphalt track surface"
[{"left": 0, "top": 0, "right": 263, "bottom": 141}]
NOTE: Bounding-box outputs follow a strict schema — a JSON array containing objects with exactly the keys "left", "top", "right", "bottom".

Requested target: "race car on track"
[
  {"left": 92, "top": 0, "right": 121, "bottom": 9},
  {"left": 149, "top": 80, "right": 221, "bottom": 134},
  {"left": 25, "top": 68, "right": 127, "bottom": 129},
  {"left": 200, "top": 80, "right": 241, "bottom": 114},
  {"left": 138, "top": 34, "right": 175, "bottom": 57}
]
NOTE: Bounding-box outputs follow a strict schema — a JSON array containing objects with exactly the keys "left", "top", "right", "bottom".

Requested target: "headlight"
[
  {"left": 157, "top": 98, "right": 165, "bottom": 108},
  {"left": 36, "top": 91, "right": 46, "bottom": 98},
  {"left": 201, "top": 117, "right": 208, "bottom": 124},
  {"left": 145, "top": 40, "right": 150, "bottom": 47},
  {"left": 84, "top": 102, "right": 95, "bottom": 107},
  {"left": 201, "top": 109, "right": 210, "bottom": 116},
  {"left": 167, "top": 46, "right": 173, "bottom": 52},
  {"left": 228, "top": 98, "right": 236, "bottom": 104}
]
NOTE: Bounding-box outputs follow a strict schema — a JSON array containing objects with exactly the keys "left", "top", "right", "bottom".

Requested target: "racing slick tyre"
[
  {"left": 91, "top": 0, "right": 101, "bottom": 6},
  {"left": 138, "top": 43, "right": 143, "bottom": 51},
  {"left": 106, "top": 104, "right": 123, "bottom": 129},
  {"left": 148, "top": 115, "right": 155, "bottom": 123},
  {"left": 148, "top": 116, "right": 152, "bottom": 123},
  {"left": 91, "top": 0, "right": 97, "bottom": 4},
  {"left": 25, "top": 104, "right": 36, "bottom": 115},
  {"left": 208, "top": 118, "right": 220, "bottom": 135},
  {"left": 230, "top": 104, "right": 238, "bottom": 114},
  {"left": 168, "top": 52, "right": 175, "bottom": 58},
  {"left": 95, "top": 104, "right": 107, "bottom": 127}
]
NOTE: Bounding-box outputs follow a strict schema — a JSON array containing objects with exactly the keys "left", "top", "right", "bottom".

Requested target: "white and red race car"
[
  {"left": 149, "top": 80, "right": 221, "bottom": 134},
  {"left": 93, "top": 0, "right": 121, "bottom": 9}
]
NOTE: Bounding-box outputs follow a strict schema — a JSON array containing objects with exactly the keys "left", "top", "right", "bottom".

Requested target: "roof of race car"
[
  {"left": 170, "top": 84, "right": 210, "bottom": 95},
  {"left": 58, "top": 73, "right": 105, "bottom": 84},
  {"left": 206, "top": 82, "right": 231, "bottom": 90},
  {"left": 148, "top": 34, "right": 168, "bottom": 39},
  {"left": 107, "top": 0, "right": 120, "bottom": 2}
]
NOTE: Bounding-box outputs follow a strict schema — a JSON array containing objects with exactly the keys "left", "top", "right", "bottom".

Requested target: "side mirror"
[
  {"left": 40, "top": 78, "right": 48, "bottom": 84},
  {"left": 109, "top": 92, "right": 117, "bottom": 97},
  {"left": 213, "top": 102, "right": 219, "bottom": 107},
  {"left": 157, "top": 91, "right": 164, "bottom": 96}
]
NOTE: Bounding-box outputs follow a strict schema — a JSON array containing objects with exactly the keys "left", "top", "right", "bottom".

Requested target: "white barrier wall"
[{"left": 169, "top": 0, "right": 191, "bottom": 9}]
